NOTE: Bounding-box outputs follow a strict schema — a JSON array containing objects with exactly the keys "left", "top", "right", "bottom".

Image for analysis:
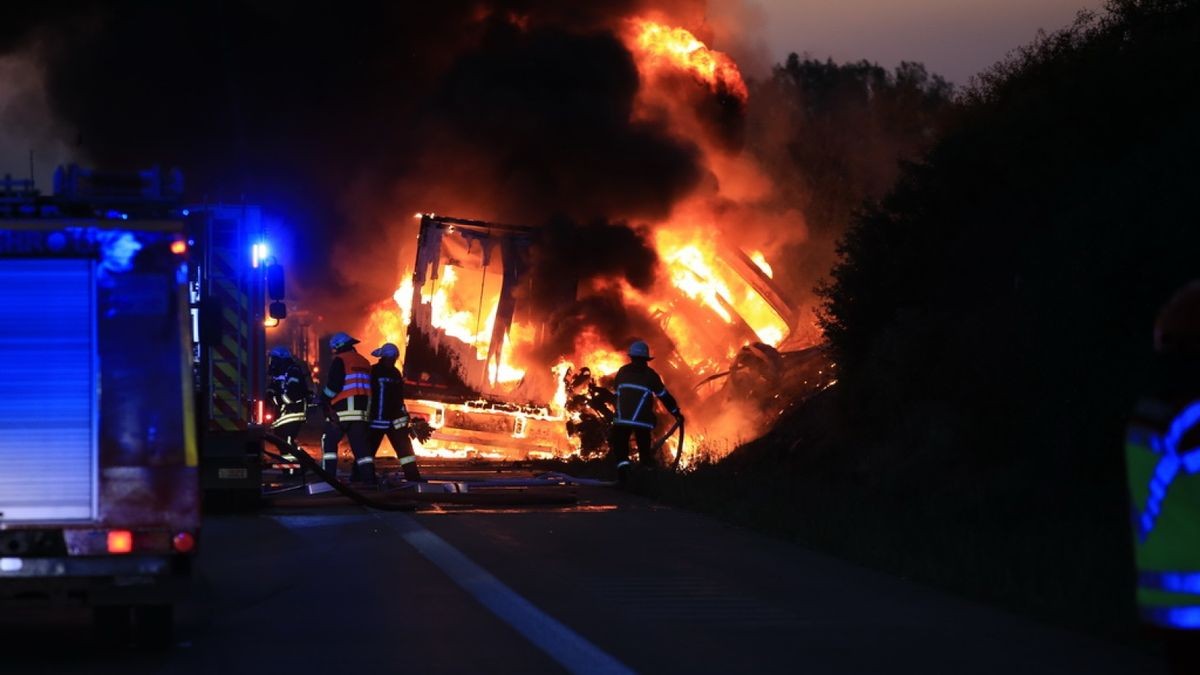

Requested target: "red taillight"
[
  {"left": 107, "top": 530, "right": 133, "bottom": 554},
  {"left": 172, "top": 532, "right": 196, "bottom": 554}
]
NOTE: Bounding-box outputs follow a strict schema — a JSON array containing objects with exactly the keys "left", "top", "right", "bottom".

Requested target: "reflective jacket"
[
  {"left": 1126, "top": 357, "right": 1200, "bottom": 630},
  {"left": 369, "top": 361, "right": 410, "bottom": 430},
  {"left": 323, "top": 350, "right": 371, "bottom": 422},
  {"left": 613, "top": 361, "right": 679, "bottom": 429},
  {"left": 268, "top": 360, "right": 309, "bottom": 428}
]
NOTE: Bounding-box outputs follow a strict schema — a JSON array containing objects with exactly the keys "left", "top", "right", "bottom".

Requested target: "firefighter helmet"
[
  {"left": 328, "top": 332, "right": 360, "bottom": 351},
  {"left": 1154, "top": 280, "right": 1200, "bottom": 354},
  {"left": 371, "top": 342, "right": 400, "bottom": 359},
  {"left": 269, "top": 346, "right": 293, "bottom": 360},
  {"left": 628, "top": 340, "right": 653, "bottom": 360}
]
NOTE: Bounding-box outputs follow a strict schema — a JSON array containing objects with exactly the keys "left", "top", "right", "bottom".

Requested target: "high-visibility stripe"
[
  {"left": 370, "top": 420, "right": 391, "bottom": 429},
  {"left": 399, "top": 455, "right": 417, "bottom": 465},
  {"left": 616, "top": 383, "right": 653, "bottom": 426},
  {"left": 393, "top": 417, "right": 409, "bottom": 430},
  {"left": 1135, "top": 401, "right": 1200, "bottom": 541},
  {"left": 323, "top": 386, "right": 337, "bottom": 398},
  {"left": 337, "top": 410, "right": 369, "bottom": 422},
  {"left": 356, "top": 457, "right": 375, "bottom": 465},
  {"left": 273, "top": 411, "right": 306, "bottom": 426},
  {"left": 323, "top": 452, "right": 338, "bottom": 461},
  {"left": 1139, "top": 571, "right": 1200, "bottom": 595},
  {"left": 1141, "top": 606, "right": 1200, "bottom": 629}
]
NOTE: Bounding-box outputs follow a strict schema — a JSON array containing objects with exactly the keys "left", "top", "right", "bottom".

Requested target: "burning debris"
[
  {"left": 369, "top": 207, "right": 827, "bottom": 464},
  {"left": 353, "top": 11, "right": 832, "bottom": 464},
  {"left": 5, "top": 2, "right": 833, "bottom": 463}
]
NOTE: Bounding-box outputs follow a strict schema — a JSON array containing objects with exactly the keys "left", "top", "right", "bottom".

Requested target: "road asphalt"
[{"left": 0, "top": 475, "right": 1165, "bottom": 674}]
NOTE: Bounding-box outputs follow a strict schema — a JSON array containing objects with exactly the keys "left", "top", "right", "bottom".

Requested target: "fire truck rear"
[{"left": 0, "top": 168, "right": 198, "bottom": 644}]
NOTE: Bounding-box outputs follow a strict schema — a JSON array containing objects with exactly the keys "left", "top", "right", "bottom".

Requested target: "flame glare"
[{"left": 628, "top": 19, "right": 748, "bottom": 102}]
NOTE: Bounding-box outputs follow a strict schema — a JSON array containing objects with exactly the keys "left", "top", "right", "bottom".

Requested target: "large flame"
[
  {"left": 357, "top": 15, "right": 814, "bottom": 466},
  {"left": 627, "top": 18, "right": 748, "bottom": 103},
  {"left": 653, "top": 229, "right": 788, "bottom": 349}
]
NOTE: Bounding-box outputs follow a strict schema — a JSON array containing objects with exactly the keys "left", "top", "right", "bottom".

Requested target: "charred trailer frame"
[{"left": 402, "top": 214, "right": 570, "bottom": 460}]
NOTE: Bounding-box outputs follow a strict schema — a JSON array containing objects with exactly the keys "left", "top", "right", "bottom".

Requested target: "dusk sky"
[{"left": 753, "top": 0, "right": 1105, "bottom": 84}]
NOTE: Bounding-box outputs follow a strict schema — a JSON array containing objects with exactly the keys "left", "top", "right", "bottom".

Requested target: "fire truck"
[{"left": 0, "top": 166, "right": 284, "bottom": 644}]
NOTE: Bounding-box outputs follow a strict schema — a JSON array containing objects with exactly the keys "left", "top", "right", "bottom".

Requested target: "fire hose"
[
  {"left": 260, "top": 432, "right": 417, "bottom": 511},
  {"left": 261, "top": 433, "right": 577, "bottom": 507},
  {"left": 653, "top": 417, "right": 687, "bottom": 471}
]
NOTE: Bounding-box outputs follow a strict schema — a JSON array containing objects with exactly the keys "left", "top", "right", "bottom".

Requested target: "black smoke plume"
[{"left": 3, "top": 1, "right": 714, "bottom": 325}]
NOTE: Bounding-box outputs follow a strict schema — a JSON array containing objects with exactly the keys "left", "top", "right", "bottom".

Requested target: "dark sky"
[
  {"left": 748, "top": 0, "right": 1103, "bottom": 84},
  {"left": 2, "top": 0, "right": 1103, "bottom": 186}
]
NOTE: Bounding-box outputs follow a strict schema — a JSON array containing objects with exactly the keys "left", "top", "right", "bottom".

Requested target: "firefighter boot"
[
  {"left": 401, "top": 461, "right": 422, "bottom": 482},
  {"left": 321, "top": 424, "right": 342, "bottom": 476},
  {"left": 351, "top": 456, "right": 377, "bottom": 485}
]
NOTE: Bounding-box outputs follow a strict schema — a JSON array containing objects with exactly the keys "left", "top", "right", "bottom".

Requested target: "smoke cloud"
[{"left": 3, "top": 1, "right": 826, "bottom": 360}]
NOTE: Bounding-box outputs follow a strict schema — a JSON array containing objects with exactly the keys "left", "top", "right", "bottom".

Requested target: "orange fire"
[
  {"left": 750, "top": 250, "right": 774, "bottom": 279},
  {"left": 355, "top": 16, "right": 814, "bottom": 466},
  {"left": 653, "top": 229, "right": 788, "bottom": 349},
  {"left": 627, "top": 18, "right": 748, "bottom": 102},
  {"left": 422, "top": 264, "right": 531, "bottom": 386}
]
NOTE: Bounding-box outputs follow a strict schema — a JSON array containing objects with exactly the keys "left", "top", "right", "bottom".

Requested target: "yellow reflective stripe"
[{"left": 273, "top": 412, "right": 306, "bottom": 426}]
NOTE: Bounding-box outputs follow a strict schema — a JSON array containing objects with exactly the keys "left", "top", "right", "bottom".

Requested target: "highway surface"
[{"left": 0, "top": 474, "right": 1164, "bottom": 674}]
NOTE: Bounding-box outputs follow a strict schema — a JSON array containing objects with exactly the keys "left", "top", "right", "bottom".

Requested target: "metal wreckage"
[{"left": 396, "top": 214, "right": 836, "bottom": 465}]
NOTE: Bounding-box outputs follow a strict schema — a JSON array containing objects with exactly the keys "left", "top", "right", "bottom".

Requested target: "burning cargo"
[
  {"left": 376, "top": 212, "right": 822, "bottom": 465},
  {"left": 400, "top": 214, "right": 570, "bottom": 460}
]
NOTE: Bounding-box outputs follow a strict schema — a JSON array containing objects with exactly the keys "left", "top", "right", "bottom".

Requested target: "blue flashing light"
[
  {"left": 182, "top": 208, "right": 190, "bottom": 216},
  {"left": 252, "top": 242, "right": 269, "bottom": 268}
]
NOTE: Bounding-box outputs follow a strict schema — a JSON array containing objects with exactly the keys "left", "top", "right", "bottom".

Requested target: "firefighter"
[
  {"left": 1126, "top": 281, "right": 1200, "bottom": 673},
  {"left": 266, "top": 346, "right": 310, "bottom": 463},
  {"left": 366, "top": 342, "right": 422, "bottom": 482},
  {"left": 320, "top": 332, "right": 375, "bottom": 484},
  {"left": 608, "top": 340, "right": 683, "bottom": 475}
]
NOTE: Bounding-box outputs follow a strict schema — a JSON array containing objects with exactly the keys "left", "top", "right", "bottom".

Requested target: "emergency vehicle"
[{"left": 0, "top": 166, "right": 284, "bottom": 644}]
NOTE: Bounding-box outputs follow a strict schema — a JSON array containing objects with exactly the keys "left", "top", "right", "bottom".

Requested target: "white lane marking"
[
  {"left": 380, "top": 512, "right": 634, "bottom": 675},
  {"left": 270, "top": 514, "right": 370, "bottom": 529}
]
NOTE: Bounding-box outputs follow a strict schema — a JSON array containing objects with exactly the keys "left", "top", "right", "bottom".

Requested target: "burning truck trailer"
[
  {"left": 399, "top": 214, "right": 568, "bottom": 461},
  {"left": 384, "top": 213, "right": 830, "bottom": 466}
]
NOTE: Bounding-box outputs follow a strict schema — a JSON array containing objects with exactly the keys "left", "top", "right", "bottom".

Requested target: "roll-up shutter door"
[{"left": 0, "top": 259, "right": 97, "bottom": 522}]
